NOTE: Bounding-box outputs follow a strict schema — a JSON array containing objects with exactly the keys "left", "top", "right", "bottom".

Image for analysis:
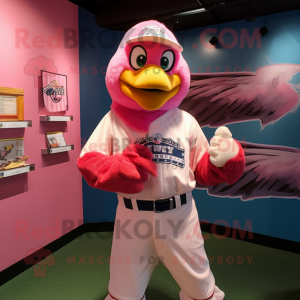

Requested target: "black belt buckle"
[
  {"left": 169, "top": 196, "right": 175, "bottom": 210},
  {"left": 153, "top": 196, "right": 175, "bottom": 213},
  {"left": 153, "top": 200, "right": 163, "bottom": 213}
]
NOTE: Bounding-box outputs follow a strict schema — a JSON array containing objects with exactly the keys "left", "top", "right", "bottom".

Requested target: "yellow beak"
[{"left": 119, "top": 65, "right": 181, "bottom": 110}]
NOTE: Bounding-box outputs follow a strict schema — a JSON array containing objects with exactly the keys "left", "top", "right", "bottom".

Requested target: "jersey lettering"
[{"left": 135, "top": 133, "right": 185, "bottom": 168}]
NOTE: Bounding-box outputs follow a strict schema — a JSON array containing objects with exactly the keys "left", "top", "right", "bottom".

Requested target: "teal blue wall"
[
  {"left": 79, "top": 8, "right": 300, "bottom": 243},
  {"left": 79, "top": 8, "right": 123, "bottom": 223}
]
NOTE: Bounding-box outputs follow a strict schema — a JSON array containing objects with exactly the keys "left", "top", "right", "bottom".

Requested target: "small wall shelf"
[
  {"left": 40, "top": 115, "right": 73, "bottom": 122},
  {"left": 0, "top": 120, "right": 32, "bottom": 128},
  {"left": 0, "top": 164, "right": 35, "bottom": 179},
  {"left": 41, "top": 145, "right": 74, "bottom": 154}
]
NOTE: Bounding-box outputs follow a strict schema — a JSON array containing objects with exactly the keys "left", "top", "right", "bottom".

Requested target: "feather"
[
  {"left": 196, "top": 141, "right": 300, "bottom": 201},
  {"left": 180, "top": 64, "right": 300, "bottom": 128}
]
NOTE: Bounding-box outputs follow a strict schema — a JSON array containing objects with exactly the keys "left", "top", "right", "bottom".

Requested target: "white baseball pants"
[{"left": 104, "top": 192, "right": 225, "bottom": 300}]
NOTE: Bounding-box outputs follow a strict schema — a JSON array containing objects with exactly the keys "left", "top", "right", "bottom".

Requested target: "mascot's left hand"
[{"left": 208, "top": 126, "right": 239, "bottom": 168}]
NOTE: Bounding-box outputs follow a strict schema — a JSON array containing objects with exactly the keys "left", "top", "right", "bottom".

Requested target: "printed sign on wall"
[
  {"left": 0, "top": 138, "right": 24, "bottom": 161},
  {"left": 42, "top": 70, "right": 68, "bottom": 112}
]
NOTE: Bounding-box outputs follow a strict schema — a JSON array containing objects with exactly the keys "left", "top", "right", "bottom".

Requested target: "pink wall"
[{"left": 0, "top": 0, "right": 83, "bottom": 271}]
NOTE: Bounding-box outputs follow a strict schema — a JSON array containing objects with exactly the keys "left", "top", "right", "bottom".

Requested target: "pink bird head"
[{"left": 106, "top": 20, "right": 190, "bottom": 128}]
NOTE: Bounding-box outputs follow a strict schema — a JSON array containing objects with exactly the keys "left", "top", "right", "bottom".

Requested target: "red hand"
[{"left": 77, "top": 144, "right": 157, "bottom": 194}]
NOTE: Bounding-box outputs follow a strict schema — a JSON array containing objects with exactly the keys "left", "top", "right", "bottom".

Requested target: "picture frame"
[
  {"left": 46, "top": 132, "right": 67, "bottom": 148},
  {"left": 42, "top": 70, "right": 68, "bottom": 112},
  {"left": 0, "top": 87, "right": 24, "bottom": 121}
]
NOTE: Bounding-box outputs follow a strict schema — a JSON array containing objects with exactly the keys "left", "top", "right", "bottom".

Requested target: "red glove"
[{"left": 77, "top": 144, "right": 157, "bottom": 194}]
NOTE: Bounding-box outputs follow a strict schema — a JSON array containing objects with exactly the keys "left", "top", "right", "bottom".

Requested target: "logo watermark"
[
  {"left": 15, "top": 218, "right": 253, "bottom": 241},
  {"left": 66, "top": 254, "right": 254, "bottom": 266},
  {"left": 15, "top": 27, "right": 262, "bottom": 50},
  {"left": 24, "top": 247, "right": 56, "bottom": 277}
]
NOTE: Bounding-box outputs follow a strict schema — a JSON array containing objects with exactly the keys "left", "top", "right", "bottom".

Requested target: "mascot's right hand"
[
  {"left": 77, "top": 144, "right": 157, "bottom": 194},
  {"left": 119, "top": 144, "right": 157, "bottom": 189}
]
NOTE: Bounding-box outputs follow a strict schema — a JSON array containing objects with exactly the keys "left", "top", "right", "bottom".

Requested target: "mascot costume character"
[{"left": 78, "top": 20, "right": 245, "bottom": 300}]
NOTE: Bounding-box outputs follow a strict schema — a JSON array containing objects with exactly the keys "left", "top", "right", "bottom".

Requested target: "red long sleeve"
[{"left": 195, "top": 140, "right": 245, "bottom": 186}]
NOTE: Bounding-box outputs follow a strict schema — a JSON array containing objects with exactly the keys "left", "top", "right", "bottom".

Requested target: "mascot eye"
[
  {"left": 130, "top": 46, "right": 147, "bottom": 70},
  {"left": 160, "top": 50, "right": 175, "bottom": 72}
]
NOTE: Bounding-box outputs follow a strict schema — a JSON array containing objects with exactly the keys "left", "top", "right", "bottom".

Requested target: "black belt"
[{"left": 123, "top": 194, "right": 187, "bottom": 213}]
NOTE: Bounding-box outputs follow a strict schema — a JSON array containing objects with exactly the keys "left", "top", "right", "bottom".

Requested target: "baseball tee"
[{"left": 80, "top": 108, "right": 209, "bottom": 200}]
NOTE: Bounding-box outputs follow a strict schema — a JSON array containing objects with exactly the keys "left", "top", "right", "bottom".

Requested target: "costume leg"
[
  {"left": 179, "top": 286, "right": 224, "bottom": 300},
  {"left": 106, "top": 201, "right": 157, "bottom": 300},
  {"left": 104, "top": 295, "right": 146, "bottom": 300},
  {"left": 155, "top": 197, "right": 225, "bottom": 300}
]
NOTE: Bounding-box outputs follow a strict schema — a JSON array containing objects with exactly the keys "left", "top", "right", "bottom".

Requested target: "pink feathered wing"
[
  {"left": 179, "top": 64, "right": 300, "bottom": 128},
  {"left": 196, "top": 142, "right": 300, "bottom": 201}
]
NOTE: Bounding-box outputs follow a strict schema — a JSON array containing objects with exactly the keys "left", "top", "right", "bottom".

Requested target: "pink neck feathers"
[{"left": 111, "top": 102, "right": 167, "bottom": 132}]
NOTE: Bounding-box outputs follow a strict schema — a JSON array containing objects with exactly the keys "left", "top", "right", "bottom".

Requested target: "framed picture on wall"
[
  {"left": 46, "top": 132, "right": 67, "bottom": 148},
  {"left": 42, "top": 71, "right": 68, "bottom": 112},
  {"left": 0, "top": 87, "right": 24, "bottom": 121}
]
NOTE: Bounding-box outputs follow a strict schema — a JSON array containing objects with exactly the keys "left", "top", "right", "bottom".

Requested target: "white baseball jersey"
[{"left": 80, "top": 108, "right": 209, "bottom": 200}]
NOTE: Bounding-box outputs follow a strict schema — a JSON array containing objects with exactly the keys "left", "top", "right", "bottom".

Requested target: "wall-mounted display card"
[
  {"left": 0, "top": 155, "right": 28, "bottom": 171},
  {"left": 0, "top": 138, "right": 24, "bottom": 161},
  {"left": 46, "top": 132, "right": 67, "bottom": 148},
  {"left": 0, "top": 87, "right": 24, "bottom": 121},
  {"left": 42, "top": 71, "right": 68, "bottom": 112},
  {"left": 0, "top": 95, "right": 17, "bottom": 115}
]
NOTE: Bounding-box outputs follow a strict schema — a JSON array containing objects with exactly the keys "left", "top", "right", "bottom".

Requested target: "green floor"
[{"left": 1, "top": 232, "right": 300, "bottom": 300}]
